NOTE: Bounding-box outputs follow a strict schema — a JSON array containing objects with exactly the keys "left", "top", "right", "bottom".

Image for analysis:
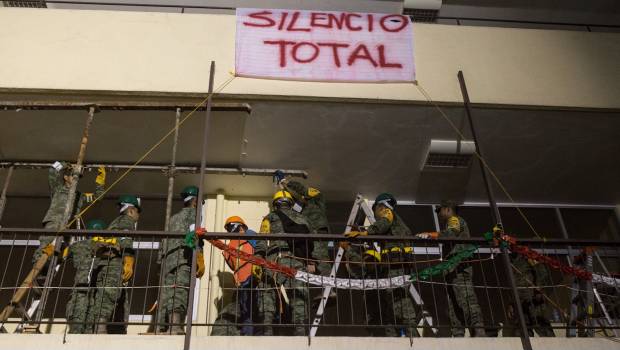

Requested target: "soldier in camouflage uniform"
[
  {"left": 419, "top": 200, "right": 485, "bottom": 337},
  {"left": 504, "top": 254, "right": 555, "bottom": 337},
  {"left": 278, "top": 174, "right": 331, "bottom": 276},
  {"left": 346, "top": 193, "right": 418, "bottom": 337},
  {"left": 65, "top": 219, "right": 106, "bottom": 334},
  {"left": 157, "top": 186, "right": 205, "bottom": 334},
  {"left": 87, "top": 195, "right": 139, "bottom": 334},
  {"left": 255, "top": 190, "right": 317, "bottom": 336},
  {"left": 33, "top": 162, "right": 105, "bottom": 265}
]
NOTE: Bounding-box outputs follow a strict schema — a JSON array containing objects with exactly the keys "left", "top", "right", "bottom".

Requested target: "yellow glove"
[
  {"left": 95, "top": 166, "right": 106, "bottom": 186},
  {"left": 62, "top": 246, "right": 70, "bottom": 259},
  {"left": 252, "top": 265, "right": 263, "bottom": 280},
  {"left": 122, "top": 256, "right": 135, "bottom": 282},
  {"left": 344, "top": 231, "right": 367, "bottom": 238},
  {"left": 42, "top": 243, "right": 55, "bottom": 257},
  {"left": 196, "top": 251, "right": 205, "bottom": 278}
]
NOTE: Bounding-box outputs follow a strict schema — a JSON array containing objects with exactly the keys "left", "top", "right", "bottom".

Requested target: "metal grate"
[
  {"left": 3, "top": 0, "right": 47, "bottom": 7},
  {"left": 404, "top": 9, "right": 439, "bottom": 23},
  {"left": 424, "top": 153, "right": 472, "bottom": 168}
]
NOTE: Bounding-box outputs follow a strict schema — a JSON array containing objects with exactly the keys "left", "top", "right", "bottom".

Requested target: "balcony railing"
[{"left": 1, "top": 227, "right": 618, "bottom": 345}]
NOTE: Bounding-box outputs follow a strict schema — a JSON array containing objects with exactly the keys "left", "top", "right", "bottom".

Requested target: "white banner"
[{"left": 235, "top": 8, "right": 415, "bottom": 83}]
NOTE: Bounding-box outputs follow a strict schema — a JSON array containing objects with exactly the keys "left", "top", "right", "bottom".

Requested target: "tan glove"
[
  {"left": 252, "top": 265, "right": 263, "bottom": 280},
  {"left": 344, "top": 231, "right": 367, "bottom": 238},
  {"left": 416, "top": 232, "right": 439, "bottom": 239},
  {"left": 42, "top": 243, "right": 55, "bottom": 257},
  {"left": 95, "top": 166, "right": 106, "bottom": 186},
  {"left": 196, "top": 251, "right": 205, "bottom": 278},
  {"left": 122, "top": 256, "right": 135, "bottom": 282}
]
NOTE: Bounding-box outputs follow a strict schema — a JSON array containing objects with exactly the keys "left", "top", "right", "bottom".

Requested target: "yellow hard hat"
[{"left": 272, "top": 190, "right": 293, "bottom": 204}]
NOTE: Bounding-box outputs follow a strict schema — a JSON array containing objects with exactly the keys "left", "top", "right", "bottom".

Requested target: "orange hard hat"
[{"left": 225, "top": 216, "right": 247, "bottom": 232}]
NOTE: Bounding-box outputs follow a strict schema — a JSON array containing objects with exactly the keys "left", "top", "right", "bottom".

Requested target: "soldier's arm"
[
  {"left": 254, "top": 216, "right": 271, "bottom": 257},
  {"left": 439, "top": 216, "right": 461, "bottom": 238},
  {"left": 48, "top": 166, "right": 63, "bottom": 195},
  {"left": 367, "top": 208, "right": 393, "bottom": 235},
  {"left": 283, "top": 180, "right": 306, "bottom": 202}
]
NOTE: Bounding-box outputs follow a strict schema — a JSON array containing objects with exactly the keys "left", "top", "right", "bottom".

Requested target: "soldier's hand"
[
  {"left": 273, "top": 170, "right": 286, "bottom": 185},
  {"left": 339, "top": 241, "right": 351, "bottom": 250},
  {"left": 42, "top": 243, "right": 55, "bottom": 257},
  {"left": 62, "top": 246, "right": 70, "bottom": 260},
  {"left": 196, "top": 251, "right": 205, "bottom": 278},
  {"left": 252, "top": 265, "right": 263, "bottom": 280},
  {"left": 416, "top": 232, "right": 439, "bottom": 239},
  {"left": 306, "top": 263, "right": 316, "bottom": 274},
  {"left": 122, "top": 256, "right": 135, "bottom": 282},
  {"left": 344, "top": 231, "right": 367, "bottom": 238},
  {"left": 95, "top": 166, "right": 106, "bottom": 186}
]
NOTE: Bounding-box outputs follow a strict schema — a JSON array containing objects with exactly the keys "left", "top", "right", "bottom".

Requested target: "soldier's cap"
[{"left": 435, "top": 200, "right": 459, "bottom": 213}]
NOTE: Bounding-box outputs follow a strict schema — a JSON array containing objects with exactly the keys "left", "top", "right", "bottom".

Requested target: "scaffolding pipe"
[
  {"left": 33, "top": 105, "right": 97, "bottom": 329},
  {"left": 0, "top": 166, "right": 14, "bottom": 225},
  {"left": 185, "top": 61, "right": 215, "bottom": 350},
  {"left": 0, "top": 162, "right": 307, "bottom": 178}
]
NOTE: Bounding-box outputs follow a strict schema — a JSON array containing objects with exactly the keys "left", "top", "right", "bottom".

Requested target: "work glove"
[
  {"left": 252, "top": 265, "right": 263, "bottom": 280},
  {"left": 62, "top": 246, "right": 70, "bottom": 260},
  {"left": 42, "top": 243, "right": 55, "bottom": 257},
  {"left": 122, "top": 255, "right": 135, "bottom": 282},
  {"left": 95, "top": 166, "right": 106, "bottom": 186},
  {"left": 196, "top": 251, "right": 205, "bottom": 278},
  {"left": 344, "top": 231, "right": 367, "bottom": 238},
  {"left": 416, "top": 232, "right": 439, "bottom": 239}
]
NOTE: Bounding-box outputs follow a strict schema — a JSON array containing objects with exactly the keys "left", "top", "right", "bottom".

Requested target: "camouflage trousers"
[
  {"left": 66, "top": 240, "right": 95, "bottom": 334},
  {"left": 86, "top": 256, "right": 129, "bottom": 333},
  {"left": 445, "top": 266, "right": 485, "bottom": 337},
  {"left": 156, "top": 263, "right": 191, "bottom": 330},
  {"left": 259, "top": 255, "right": 308, "bottom": 336},
  {"left": 504, "top": 298, "right": 555, "bottom": 337}
]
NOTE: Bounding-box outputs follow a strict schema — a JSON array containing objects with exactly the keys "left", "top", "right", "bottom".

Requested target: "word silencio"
[{"left": 235, "top": 8, "right": 415, "bottom": 83}]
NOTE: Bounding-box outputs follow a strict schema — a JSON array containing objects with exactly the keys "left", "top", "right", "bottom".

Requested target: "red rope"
[{"left": 206, "top": 238, "right": 298, "bottom": 278}]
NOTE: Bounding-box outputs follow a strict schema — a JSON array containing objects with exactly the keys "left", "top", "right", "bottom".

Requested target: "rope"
[
  {"left": 413, "top": 82, "right": 544, "bottom": 240},
  {"left": 57, "top": 73, "right": 237, "bottom": 235}
]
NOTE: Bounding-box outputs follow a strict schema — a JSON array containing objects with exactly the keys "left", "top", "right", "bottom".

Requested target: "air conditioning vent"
[
  {"left": 3, "top": 1, "right": 47, "bottom": 7},
  {"left": 404, "top": 9, "right": 439, "bottom": 23},
  {"left": 422, "top": 139, "right": 475, "bottom": 169}
]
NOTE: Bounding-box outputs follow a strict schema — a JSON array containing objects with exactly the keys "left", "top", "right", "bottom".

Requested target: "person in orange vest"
[{"left": 211, "top": 216, "right": 258, "bottom": 336}]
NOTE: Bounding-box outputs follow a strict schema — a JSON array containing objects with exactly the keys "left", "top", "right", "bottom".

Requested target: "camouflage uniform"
[
  {"left": 157, "top": 207, "right": 196, "bottom": 329},
  {"left": 504, "top": 255, "right": 555, "bottom": 337},
  {"left": 365, "top": 207, "right": 418, "bottom": 337},
  {"left": 34, "top": 165, "right": 104, "bottom": 263},
  {"left": 65, "top": 239, "right": 96, "bottom": 334},
  {"left": 284, "top": 181, "right": 330, "bottom": 275},
  {"left": 87, "top": 215, "right": 135, "bottom": 333},
  {"left": 440, "top": 215, "right": 485, "bottom": 337},
  {"left": 256, "top": 208, "right": 316, "bottom": 335}
]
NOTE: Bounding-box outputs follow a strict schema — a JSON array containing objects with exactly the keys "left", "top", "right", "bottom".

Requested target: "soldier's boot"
[
  {"left": 169, "top": 312, "right": 185, "bottom": 335},
  {"left": 95, "top": 318, "right": 108, "bottom": 334},
  {"left": 473, "top": 327, "right": 487, "bottom": 337}
]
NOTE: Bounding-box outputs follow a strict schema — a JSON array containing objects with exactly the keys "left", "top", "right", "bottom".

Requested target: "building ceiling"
[{"left": 1, "top": 100, "right": 619, "bottom": 205}]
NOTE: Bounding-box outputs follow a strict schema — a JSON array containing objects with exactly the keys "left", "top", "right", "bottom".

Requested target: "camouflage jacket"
[
  {"left": 159, "top": 207, "right": 196, "bottom": 269},
  {"left": 105, "top": 214, "right": 136, "bottom": 256},
  {"left": 284, "top": 180, "right": 330, "bottom": 233},
  {"left": 367, "top": 208, "right": 413, "bottom": 251},
  {"left": 439, "top": 215, "right": 472, "bottom": 258},
  {"left": 513, "top": 255, "right": 551, "bottom": 301},
  {"left": 42, "top": 166, "right": 104, "bottom": 226},
  {"left": 256, "top": 207, "right": 318, "bottom": 259}
]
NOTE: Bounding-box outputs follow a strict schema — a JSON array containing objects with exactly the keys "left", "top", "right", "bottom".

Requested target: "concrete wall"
[{"left": 0, "top": 8, "right": 619, "bottom": 108}]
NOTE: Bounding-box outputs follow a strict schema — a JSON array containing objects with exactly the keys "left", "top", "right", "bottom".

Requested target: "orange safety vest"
[{"left": 222, "top": 240, "right": 254, "bottom": 286}]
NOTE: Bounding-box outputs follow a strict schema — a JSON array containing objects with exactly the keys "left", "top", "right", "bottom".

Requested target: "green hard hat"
[
  {"left": 180, "top": 185, "right": 199, "bottom": 200},
  {"left": 436, "top": 199, "right": 459, "bottom": 213},
  {"left": 118, "top": 194, "right": 141, "bottom": 212},
  {"left": 373, "top": 193, "right": 397, "bottom": 210},
  {"left": 86, "top": 219, "right": 106, "bottom": 230}
]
